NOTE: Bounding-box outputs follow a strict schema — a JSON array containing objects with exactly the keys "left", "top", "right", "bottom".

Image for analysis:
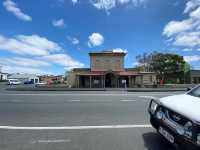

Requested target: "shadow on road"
[{"left": 142, "top": 132, "right": 177, "bottom": 150}]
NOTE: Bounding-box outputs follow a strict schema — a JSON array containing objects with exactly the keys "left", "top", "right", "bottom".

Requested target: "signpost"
[{"left": 122, "top": 79, "right": 127, "bottom": 89}]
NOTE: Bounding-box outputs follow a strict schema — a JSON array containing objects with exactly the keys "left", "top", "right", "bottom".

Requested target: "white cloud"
[
  {"left": 0, "top": 57, "right": 53, "bottom": 74},
  {"left": 0, "top": 34, "right": 62, "bottom": 56},
  {"left": 184, "top": 0, "right": 200, "bottom": 14},
  {"left": 163, "top": 19, "right": 194, "bottom": 37},
  {"left": 190, "top": 6, "right": 200, "bottom": 19},
  {"left": 42, "top": 54, "right": 84, "bottom": 70},
  {"left": 0, "top": 54, "right": 84, "bottom": 73},
  {"left": 72, "top": 38, "right": 79, "bottom": 45},
  {"left": 67, "top": 36, "right": 79, "bottom": 45},
  {"left": 0, "top": 57, "right": 50, "bottom": 68},
  {"left": 72, "top": 0, "right": 78, "bottom": 4},
  {"left": 3, "top": 65, "right": 50, "bottom": 74},
  {"left": 173, "top": 32, "right": 200, "bottom": 47},
  {"left": 92, "top": 0, "right": 116, "bottom": 11},
  {"left": 183, "top": 48, "right": 193, "bottom": 51},
  {"left": 90, "top": 0, "right": 146, "bottom": 13},
  {"left": 112, "top": 48, "right": 127, "bottom": 53},
  {"left": 88, "top": 32, "right": 104, "bottom": 47},
  {"left": 52, "top": 19, "right": 65, "bottom": 27},
  {"left": 163, "top": 0, "right": 200, "bottom": 49},
  {"left": 118, "top": 0, "right": 130, "bottom": 4},
  {"left": 132, "top": 62, "right": 139, "bottom": 66},
  {"left": 3, "top": 0, "right": 32, "bottom": 21},
  {"left": 0, "top": 33, "right": 84, "bottom": 73},
  {"left": 184, "top": 55, "right": 200, "bottom": 62}
]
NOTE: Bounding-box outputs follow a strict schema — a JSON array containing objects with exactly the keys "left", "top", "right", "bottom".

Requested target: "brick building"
[
  {"left": 67, "top": 51, "right": 157, "bottom": 88},
  {"left": 39, "top": 75, "right": 65, "bottom": 84}
]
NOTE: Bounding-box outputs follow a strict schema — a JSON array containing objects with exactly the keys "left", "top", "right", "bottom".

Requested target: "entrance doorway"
[
  {"left": 118, "top": 76, "right": 129, "bottom": 88},
  {"left": 79, "top": 76, "right": 90, "bottom": 88},
  {"left": 105, "top": 73, "right": 115, "bottom": 88}
]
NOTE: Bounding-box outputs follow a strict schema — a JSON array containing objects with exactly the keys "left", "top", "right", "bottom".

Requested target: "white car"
[
  {"left": 35, "top": 81, "right": 47, "bottom": 86},
  {"left": 8, "top": 79, "right": 21, "bottom": 85},
  {"left": 148, "top": 86, "right": 200, "bottom": 150}
]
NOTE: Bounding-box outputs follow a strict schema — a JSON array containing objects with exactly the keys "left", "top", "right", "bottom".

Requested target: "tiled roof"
[
  {"left": 78, "top": 71, "right": 104, "bottom": 76},
  {"left": 117, "top": 71, "right": 138, "bottom": 76},
  {"left": 77, "top": 71, "right": 139, "bottom": 76}
]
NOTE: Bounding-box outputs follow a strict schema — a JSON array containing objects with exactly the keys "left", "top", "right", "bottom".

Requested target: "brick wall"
[{"left": 91, "top": 55, "right": 124, "bottom": 71}]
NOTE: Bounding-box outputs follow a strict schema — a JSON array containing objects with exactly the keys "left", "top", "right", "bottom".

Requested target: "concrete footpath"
[{"left": 5, "top": 87, "right": 188, "bottom": 92}]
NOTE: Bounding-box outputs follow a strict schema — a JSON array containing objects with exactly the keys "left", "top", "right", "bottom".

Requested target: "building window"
[
  {"left": 31, "top": 79, "right": 34, "bottom": 83},
  {"left": 35, "top": 79, "right": 39, "bottom": 83}
]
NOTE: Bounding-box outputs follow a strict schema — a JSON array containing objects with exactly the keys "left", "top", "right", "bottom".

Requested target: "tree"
[
  {"left": 135, "top": 52, "right": 153, "bottom": 72},
  {"left": 136, "top": 52, "right": 189, "bottom": 84},
  {"left": 183, "top": 62, "right": 191, "bottom": 83}
]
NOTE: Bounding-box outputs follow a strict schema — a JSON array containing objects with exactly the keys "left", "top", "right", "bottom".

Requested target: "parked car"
[
  {"left": 7, "top": 79, "right": 21, "bottom": 85},
  {"left": 35, "top": 81, "right": 47, "bottom": 86},
  {"left": 24, "top": 80, "right": 34, "bottom": 84},
  {"left": 148, "top": 86, "right": 200, "bottom": 150}
]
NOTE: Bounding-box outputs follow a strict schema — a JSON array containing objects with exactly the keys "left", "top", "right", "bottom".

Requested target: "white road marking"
[
  {"left": 0, "top": 124, "right": 152, "bottom": 130},
  {"left": 69, "top": 100, "right": 81, "bottom": 102},
  {"left": 120, "top": 100, "right": 136, "bottom": 102},
  {"left": 138, "top": 96, "right": 155, "bottom": 99},
  {"left": 32, "top": 139, "right": 71, "bottom": 143}
]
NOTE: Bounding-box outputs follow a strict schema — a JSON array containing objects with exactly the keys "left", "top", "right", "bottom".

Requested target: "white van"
[{"left": 8, "top": 79, "right": 21, "bottom": 85}]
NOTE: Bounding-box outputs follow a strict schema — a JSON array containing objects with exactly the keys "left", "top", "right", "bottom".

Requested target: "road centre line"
[
  {"left": 138, "top": 96, "right": 156, "bottom": 99},
  {"left": 0, "top": 124, "right": 152, "bottom": 130},
  {"left": 120, "top": 100, "right": 137, "bottom": 102},
  {"left": 68, "top": 100, "right": 81, "bottom": 102},
  {"left": 32, "top": 139, "right": 71, "bottom": 143}
]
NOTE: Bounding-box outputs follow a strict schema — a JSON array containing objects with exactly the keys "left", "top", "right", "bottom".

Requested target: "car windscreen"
[{"left": 187, "top": 86, "right": 200, "bottom": 97}]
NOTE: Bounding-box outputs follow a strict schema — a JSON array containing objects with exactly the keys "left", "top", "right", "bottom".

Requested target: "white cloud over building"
[{"left": 88, "top": 33, "right": 104, "bottom": 47}]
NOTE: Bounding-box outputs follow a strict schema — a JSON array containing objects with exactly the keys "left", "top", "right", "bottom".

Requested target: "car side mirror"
[{"left": 187, "top": 87, "right": 191, "bottom": 91}]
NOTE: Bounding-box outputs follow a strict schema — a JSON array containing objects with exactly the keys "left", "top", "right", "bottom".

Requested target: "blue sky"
[{"left": 0, "top": 0, "right": 200, "bottom": 74}]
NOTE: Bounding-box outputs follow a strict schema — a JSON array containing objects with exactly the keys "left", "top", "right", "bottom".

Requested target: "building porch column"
[
  {"left": 90, "top": 76, "right": 92, "bottom": 88},
  {"left": 128, "top": 76, "right": 131, "bottom": 88}
]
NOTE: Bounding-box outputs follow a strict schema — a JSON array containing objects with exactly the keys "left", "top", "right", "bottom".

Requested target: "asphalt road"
[{"left": 0, "top": 88, "right": 184, "bottom": 150}]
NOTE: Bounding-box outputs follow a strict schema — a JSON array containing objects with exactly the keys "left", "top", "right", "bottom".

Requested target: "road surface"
[{"left": 0, "top": 88, "right": 183, "bottom": 150}]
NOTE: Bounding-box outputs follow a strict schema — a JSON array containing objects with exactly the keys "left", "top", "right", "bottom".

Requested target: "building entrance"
[{"left": 105, "top": 73, "right": 115, "bottom": 88}]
